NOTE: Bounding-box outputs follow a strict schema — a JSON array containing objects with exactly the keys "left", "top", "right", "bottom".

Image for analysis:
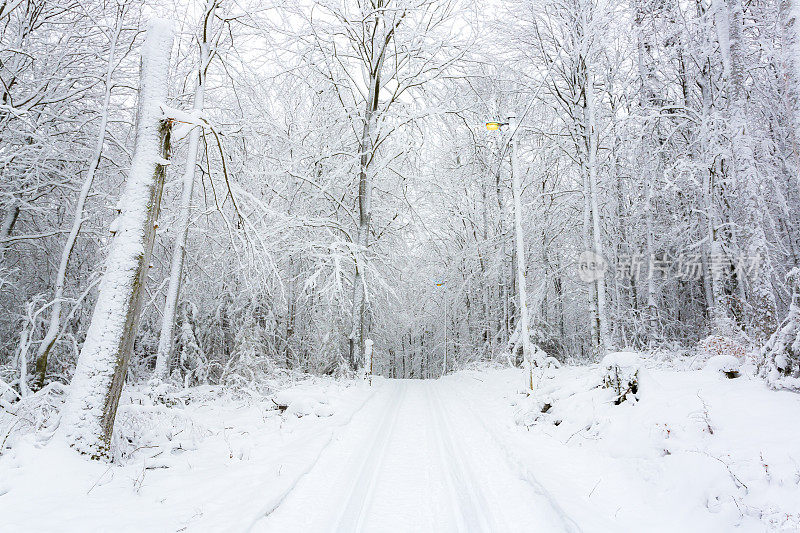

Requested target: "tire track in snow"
[
  {"left": 441, "top": 378, "right": 583, "bottom": 533},
  {"left": 423, "top": 384, "right": 473, "bottom": 532},
  {"left": 329, "top": 381, "right": 405, "bottom": 532},
  {"left": 243, "top": 382, "right": 385, "bottom": 532},
  {"left": 426, "top": 382, "right": 506, "bottom": 533}
]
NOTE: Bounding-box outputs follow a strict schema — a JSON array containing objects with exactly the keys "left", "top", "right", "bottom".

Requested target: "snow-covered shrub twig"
[
  {"left": 600, "top": 352, "right": 640, "bottom": 405},
  {"left": 0, "top": 381, "right": 66, "bottom": 454}
]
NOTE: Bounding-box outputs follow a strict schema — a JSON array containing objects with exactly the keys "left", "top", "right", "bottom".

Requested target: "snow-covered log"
[
  {"left": 704, "top": 354, "right": 741, "bottom": 379},
  {"left": 59, "top": 20, "right": 174, "bottom": 459}
]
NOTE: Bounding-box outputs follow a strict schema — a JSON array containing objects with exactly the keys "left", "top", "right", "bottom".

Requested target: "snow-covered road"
[
  {"left": 5, "top": 366, "right": 796, "bottom": 531},
  {"left": 252, "top": 379, "right": 576, "bottom": 533}
]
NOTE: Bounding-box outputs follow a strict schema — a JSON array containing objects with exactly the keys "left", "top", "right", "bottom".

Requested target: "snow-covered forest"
[{"left": 2, "top": 0, "right": 800, "bottom": 530}]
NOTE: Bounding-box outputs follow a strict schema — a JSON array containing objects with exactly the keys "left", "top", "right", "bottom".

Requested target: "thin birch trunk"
[
  {"left": 154, "top": 0, "right": 216, "bottom": 380},
  {"left": 644, "top": 180, "right": 657, "bottom": 332},
  {"left": 582, "top": 167, "right": 599, "bottom": 348},
  {"left": 33, "top": 13, "right": 125, "bottom": 390},
  {"left": 584, "top": 62, "right": 613, "bottom": 353}
]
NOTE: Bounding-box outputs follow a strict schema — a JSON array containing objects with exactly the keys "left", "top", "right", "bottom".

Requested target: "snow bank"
[
  {"left": 0, "top": 376, "right": 375, "bottom": 531},
  {"left": 480, "top": 359, "right": 800, "bottom": 531},
  {"left": 273, "top": 387, "right": 335, "bottom": 417}
]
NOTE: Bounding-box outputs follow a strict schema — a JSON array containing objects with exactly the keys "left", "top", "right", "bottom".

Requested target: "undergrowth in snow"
[
  {"left": 505, "top": 353, "right": 800, "bottom": 531},
  {"left": 0, "top": 370, "right": 375, "bottom": 531},
  {"left": 1, "top": 368, "right": 351, "bottom": 464}
]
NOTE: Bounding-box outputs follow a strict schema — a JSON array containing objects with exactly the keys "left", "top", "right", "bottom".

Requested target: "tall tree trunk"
[
  {"left": 584, "top": 60, "right": 613, "bottom": 353},
  {"left": 155, "top": 0, "right": 216, "bottom": 380},
  {"left": 634, "top": 1, "right": 660, "bottom": 337},
  {"left": 696, "top": 39, "right": 731, "bottom": 332},
  {"left": 349, "top": 13, "right": 387, "bottom": 369},
  {"left": 348, "top": 78, "right": 376, "bottom": 369},
  {"left": 59, "top": 21, "right": 173, "bottom": 459},
  {"left": 722, "top": 0, "right": 777, "bottom": 337}
]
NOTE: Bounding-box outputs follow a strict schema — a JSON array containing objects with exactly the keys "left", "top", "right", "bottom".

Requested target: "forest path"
[{"left": 250, "top": 379, "right": 575, "bottom": 533}]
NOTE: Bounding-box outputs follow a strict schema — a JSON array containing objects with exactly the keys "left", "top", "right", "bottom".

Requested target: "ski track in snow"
[
  {"left": 426, "top": 382, "right": 505, "bottom": 532},
  {"left": 251, "top": 379, "right": 575, "bottom": 532}
]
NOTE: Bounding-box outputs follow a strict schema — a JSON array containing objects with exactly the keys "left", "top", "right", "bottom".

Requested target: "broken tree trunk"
[{"left": 59, "top": 20, "right": 174, "bottom": 459}]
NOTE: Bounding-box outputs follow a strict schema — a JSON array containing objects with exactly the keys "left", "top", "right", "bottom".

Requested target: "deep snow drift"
[{"left": 1, "top": 359, "right": 799, "bottom": 532}]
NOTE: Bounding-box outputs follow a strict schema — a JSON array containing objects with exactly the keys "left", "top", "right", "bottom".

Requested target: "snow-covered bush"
[
  {"left": 0, "top": 367, "right": 19, "bottom": 407},
  {"left": 704, "top": 354, "right": 741, "bottom": 379},
  {"left": 758, "top": 268, "right": 800, "bottom": 390},
  {"left": 176, "top": 305, "right": 207, "bottom": 387},
  {"left": 697, "top": 335, "right": 747, "bottom": 363},
  {"left": 112, "top": 387, "right": 210, "bottom": 463},
  {"left": 219, "top": 319, "right": 276, "bottom": 398},
  {"left": 600, "top": 351, "right": 640, "bottom": 404},
  {"left": 0, "top": 382, "right": 66, "bottom": 454},
  {"left": 506, "top": 317, "right": 555, "bottom": 366}
]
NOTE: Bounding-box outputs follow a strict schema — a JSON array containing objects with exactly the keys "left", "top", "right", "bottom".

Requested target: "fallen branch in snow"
[
  {"left": 696, "top": 393, "right": 715, "bottom": 435},
  {"left": 271, "top": 398, "right": 288, "bottom": 413},
  {"left": 86, "top": 466, "right": 113, "bottom": 495},
  {"left": 693, "top": 450, "right": 749, "bottom": 492}
]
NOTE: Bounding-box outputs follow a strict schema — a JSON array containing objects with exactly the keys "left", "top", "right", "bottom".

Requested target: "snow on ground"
[
  {"left": 252, "top": 379, "right": 574, "bottom": 532},
  {"left": 0, "top": 376, "right": 376, "bottom": 532},
  {"left": 1, "top": 358, "right": 799, "bottom": 532},
  {"left": 457, "top": 359, "right": 800, "bottom": 532}
]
